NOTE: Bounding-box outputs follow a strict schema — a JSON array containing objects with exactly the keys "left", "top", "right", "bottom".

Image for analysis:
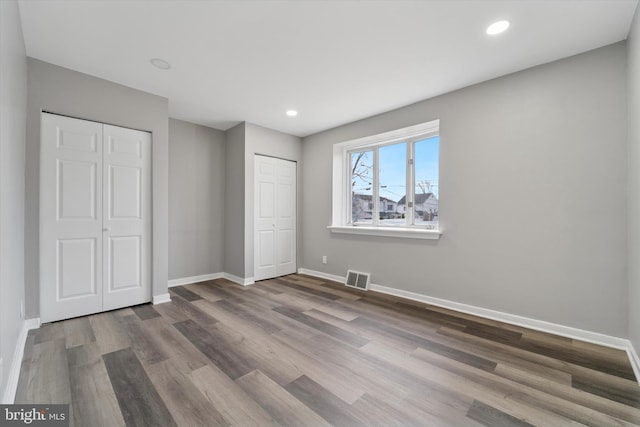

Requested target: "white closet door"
[
  {"left": 102, "top": 124, "right": 151, "bottom": 310},
  {"left": 41, "top": 113, "right": 104, "bottom": 323},
  {"left": 275, "top": 159, "right": 296, "bottom": 277},
  {"left": 254, "top": 155, "right": 296, "bottom": 281},
  {"left": 255, "top": 157, "right": 277, "bottom": 280},
  {"left": 40, "top": 113, "right": 151, "bottom": 323}
]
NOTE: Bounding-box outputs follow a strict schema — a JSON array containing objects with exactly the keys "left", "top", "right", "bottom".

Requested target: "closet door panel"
[
  {"left": 40, "top": 113, "right": 104, "bottom": 323},
  {"left": 254, "top": 157, "right": 277, "bottom": 281},
  {"left": 56, "top": 238, "right": 98, "bottom": 299},
  {"left": 102, "top": 124, "right": 151, "bottom": 310},
  {"left": 275, "top": 160, "right": 296, "bottom": 277}
]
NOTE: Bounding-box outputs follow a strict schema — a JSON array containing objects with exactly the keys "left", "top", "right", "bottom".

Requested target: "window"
[{"left": 330, "top": 120, "right": 440, "bottom": 239}]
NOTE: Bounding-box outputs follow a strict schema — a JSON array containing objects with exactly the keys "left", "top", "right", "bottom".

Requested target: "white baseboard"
[
  {"left": 628, "top": 342, "right": 640, "bottom": 384},
  {"left": 168, "top": 272, "right": 254, "bottom": 288},
  {"left": 370, "top": 283, "right": 630, "bottom": 350},
  {"left": 224, "top": 273, "right": 254, "bottom": 286},
  {"left": 168, "top": 273, "right": 223, "bottom": 288},
  {"left": 298, "top": 268, "right": 345, "bottom": 284},
  {"left": 2, "top": 318, "right": 40, "bottom": 404},
  {"left": 152, "top": 293, "right": 171, "bottom": 305},
  {"left": 299, "top": 267, "right": 632, "bottom": 350}
]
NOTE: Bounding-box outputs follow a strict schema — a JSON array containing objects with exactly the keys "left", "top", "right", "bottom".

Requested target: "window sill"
[{"left": 328, "top": 225, "right": 442, "bottom": 240}]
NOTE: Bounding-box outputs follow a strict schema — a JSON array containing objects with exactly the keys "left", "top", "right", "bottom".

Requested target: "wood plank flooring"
[{"left": 15, "top": 274, "right": 640, "bottom": 426}]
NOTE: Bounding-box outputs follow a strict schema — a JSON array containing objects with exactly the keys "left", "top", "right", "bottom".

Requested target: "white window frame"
[{"left": 329, "top": 120, "right": 441, "bottom": 240}]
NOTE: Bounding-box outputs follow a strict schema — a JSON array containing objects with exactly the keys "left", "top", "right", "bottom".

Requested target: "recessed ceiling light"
[
  {"left": 286, "top": 110, "right": 298, "bottom": 117},
  {"left": 150, "top": 58, "right": 171, "bottom": 70},
  {"left": 486, "top": 20, "right": 510, "bottom": 35}
]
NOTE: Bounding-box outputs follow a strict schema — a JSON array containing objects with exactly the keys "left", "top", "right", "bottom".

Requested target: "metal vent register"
[{"left": 345, "top": 270, "right": 370, "bottom": 290}]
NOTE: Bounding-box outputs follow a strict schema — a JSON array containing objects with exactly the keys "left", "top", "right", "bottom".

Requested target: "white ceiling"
[{"left": 18, "top": 0, "right": 639, "bottom": 137}]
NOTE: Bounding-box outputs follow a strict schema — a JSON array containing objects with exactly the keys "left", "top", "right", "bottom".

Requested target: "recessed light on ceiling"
[
  {"left": 486, "top": 20, "right": 510, "bottom": 35},
  {"left": 286, "top": 110, "right": 298, "bottom": 117},
  {"left": 150, "top": 58, "right": 171, "bottom": 70}
]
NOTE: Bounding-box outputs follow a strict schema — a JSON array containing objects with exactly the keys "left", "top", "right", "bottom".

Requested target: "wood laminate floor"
[{"left": 15, "top": 274, "right": 640, "bottom": 426}]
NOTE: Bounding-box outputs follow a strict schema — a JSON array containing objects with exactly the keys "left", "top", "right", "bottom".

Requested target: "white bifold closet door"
[
  {"left": 40, "top": 113, "right": 151, "bottom": 323},
  {"left": 254, "top": 155, "right": 296, "bottom": 281}
]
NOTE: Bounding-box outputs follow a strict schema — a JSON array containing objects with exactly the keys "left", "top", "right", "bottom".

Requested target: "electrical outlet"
[{"left": 322, "top": 255, "right": 327, "bottom": 264}]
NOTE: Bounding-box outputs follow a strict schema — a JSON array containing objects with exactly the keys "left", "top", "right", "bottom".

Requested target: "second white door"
[{"left": 254, "top": 155, "right": 296, "bottom": 281}]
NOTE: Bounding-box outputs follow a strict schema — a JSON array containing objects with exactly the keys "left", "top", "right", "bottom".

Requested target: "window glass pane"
[
  {"left": 414, "top": 136, "right": 439, "bottom": 229},
  {"left": 351, "top": 150, "right": 373, "bottom": 224},
  {"left": 378, "top": 142, "right": 406, "bottom": 226}
]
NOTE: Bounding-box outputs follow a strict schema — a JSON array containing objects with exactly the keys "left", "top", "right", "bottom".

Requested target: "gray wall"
[
  {"left": 223, "top": 123, "right": 246, "bottom": 278},
  {"left": 169, "top": 118, "right": 225, "bottom": 280},
  {"left": 26, "top": 59, "right": 170, "bottom": 317},
  {"left": 244, "top": 123, "right": 302, "bottom": 279},
  {"left": 628, "top": 7, "right": 640, "bottom": 354},
  {"left": 302, "top": 42, "right": 628, "bottom": 337},
  {"left": 0, "top": 0, "right": 27, "bottom": 401}
]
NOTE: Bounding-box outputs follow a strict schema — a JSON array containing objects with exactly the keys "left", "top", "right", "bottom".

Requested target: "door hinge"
[
  {"left": 408, "top": 159, "right": 414, "bottom": 165},
  {"left": 408, "top": 202, "right": 413, "bottom": 208}
]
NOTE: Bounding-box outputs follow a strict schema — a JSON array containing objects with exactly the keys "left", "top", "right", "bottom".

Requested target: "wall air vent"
[{"left": 345, "top": 270, "right": 370, "bottom": 290}]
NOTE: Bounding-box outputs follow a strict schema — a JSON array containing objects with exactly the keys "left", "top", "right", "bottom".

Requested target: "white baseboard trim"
[
  {"left": 371, "top": 283, "right": 630, "bottom": 350},
  {"left": 298, "top": 268, "right": 345, "bottom": 284},
  {"left": 168, "top": 273, "right": 223, "bottom": 288},
  {"left": 299, "top": 267, "right": 631, "bottom": 350},
  {"left": 223, "top": 273, "right": 254, "bottom": 286},
  {"left": 166, "top": 272, "right": 255, "bottom": 288},
  {"left": 2, "top": 318, "right": 40, "bottom": 404},
  {"left": 152, "top": 293, "right": 171, "bottom": 305},
  {"left": 628, "top": 342, "right": 640, "bottom": 384}
]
